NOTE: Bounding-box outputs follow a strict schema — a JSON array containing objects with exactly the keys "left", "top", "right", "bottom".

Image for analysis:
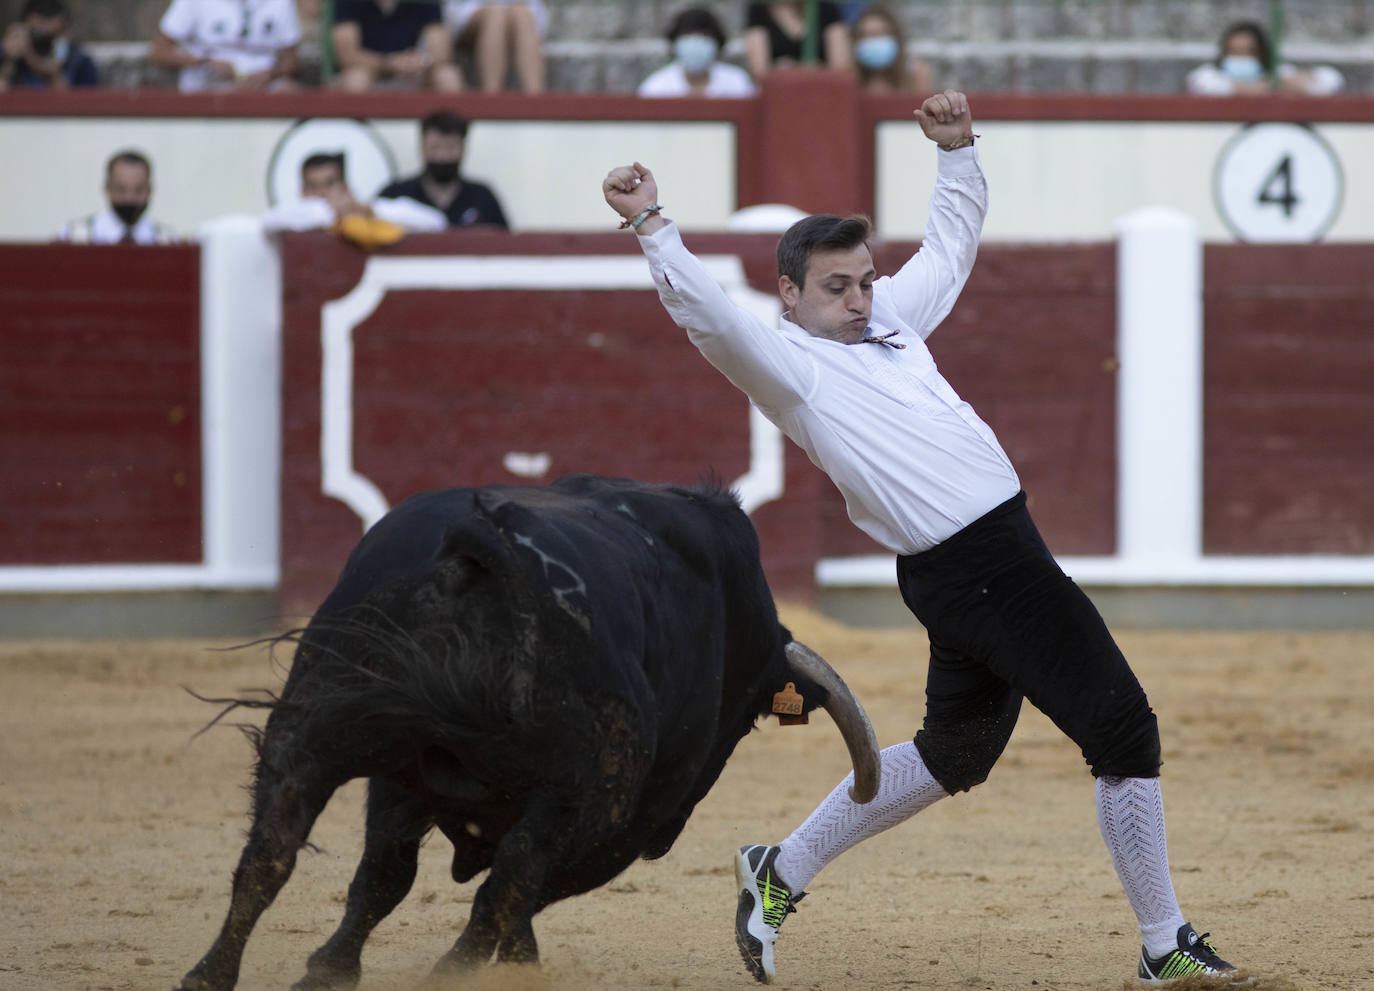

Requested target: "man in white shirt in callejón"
[
  {"left": 57, "top": 149, "right": 174, "bottom": 245},
  {"left": 603, "top": 90, "right": 1240, "bottom": 987}
]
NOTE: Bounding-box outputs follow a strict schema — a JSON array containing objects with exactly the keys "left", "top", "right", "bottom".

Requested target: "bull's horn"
[{"left": 784, "top": 641, "right": 881, "bottom": 803}]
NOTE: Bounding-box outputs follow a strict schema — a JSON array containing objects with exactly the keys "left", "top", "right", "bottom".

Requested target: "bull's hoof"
[
  {"left": 292, "top": 949, "right": 361, "bottom": 990},
  {"left": 174, "top": 966, "right": 225, "bottom": 991},
  {"left": 291, "top": 965, "right": 360, "bottom": 991}
]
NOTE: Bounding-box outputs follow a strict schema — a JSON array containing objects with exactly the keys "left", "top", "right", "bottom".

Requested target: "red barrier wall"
[
  {"left": 0, "top": 244, "right": 202, "bottom": 564},
  {"left": 1203, "top": 244, "right": 1374, "bottom": 554},
  {"left": 277, "top": 231, "right": 1117, "bottom": 615}
]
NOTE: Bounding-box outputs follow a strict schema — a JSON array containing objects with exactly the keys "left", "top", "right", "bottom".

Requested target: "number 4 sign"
[{"left": 1214, "top": 122, "right": 1344, "bottom": 242}]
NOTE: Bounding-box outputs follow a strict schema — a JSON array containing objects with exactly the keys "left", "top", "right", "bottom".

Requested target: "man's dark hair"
[
  {"left": 421, "top": 110, "right": 469, "bottom": 138},
  {"left": 776, "top": 214, "right": 873, "bottom": 287},
  {"left": 1218, "top": 20, "right": 1274, "bottom": 72},
  {"left": 105, "top": 149, "right": 151, "bottom": 179},
  {"left": 666, "top": 7, "right": 726, "bottom": 47},
  {"left": 302, "top": 151, "right": 346, "bottom": 179},
  {"left": 21, "top": 0, "right": 68, "bottom": 19}
]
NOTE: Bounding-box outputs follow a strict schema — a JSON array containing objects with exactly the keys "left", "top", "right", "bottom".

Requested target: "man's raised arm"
[
  {"left": 883, "top": 90, "right": 988, "bottom": 339},
  {"left": 603, "top": 163, "right": 813, "bottom": 412}
]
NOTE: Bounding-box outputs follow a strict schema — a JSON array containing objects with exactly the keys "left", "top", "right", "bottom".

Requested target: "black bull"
[{"left": 179, "top": 475, "right": 880, "bottom": 990}]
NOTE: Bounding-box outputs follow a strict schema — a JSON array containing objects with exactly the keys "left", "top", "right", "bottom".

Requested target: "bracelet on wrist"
[
  {"left": 938, "top": 133, "right": 979, "bottom": 152},
  {"left": 619, "top": 203, "right": 663, "bottom": 231}
]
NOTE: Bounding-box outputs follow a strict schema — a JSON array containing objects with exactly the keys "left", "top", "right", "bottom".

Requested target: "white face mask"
[
  {"left": 673, "top": 34, "right": 719, "bottom": 74},
  {"left": 1221, "top": 54, "right": 1264, "bottom": 81}
]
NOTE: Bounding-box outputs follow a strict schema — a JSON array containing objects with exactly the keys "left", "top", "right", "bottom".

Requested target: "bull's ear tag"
[{"left": 772, "top": 682, "right": 808, "bottom": 725}]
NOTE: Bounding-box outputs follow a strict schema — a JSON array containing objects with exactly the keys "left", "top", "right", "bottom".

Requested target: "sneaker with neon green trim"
[
  {"left": 734, "top": 844, "right": 804, "bottom": 984},
  {"left": 1138, "top": 923, "right": 1236, "bottom": 982}
]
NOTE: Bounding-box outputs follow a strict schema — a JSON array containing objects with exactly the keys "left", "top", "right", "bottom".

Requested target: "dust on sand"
[{"left": 1, "top": 607, "right": 1371, "bottom": 990}]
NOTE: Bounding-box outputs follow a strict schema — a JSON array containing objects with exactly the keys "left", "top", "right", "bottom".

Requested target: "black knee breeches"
[{"left": 897, "top": 492, "right": 1161, "bottom": 794}]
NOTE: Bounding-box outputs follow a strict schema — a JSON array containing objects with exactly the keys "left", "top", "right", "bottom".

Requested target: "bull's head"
[{"left": 783, "top": 641, "right": 881, "bottom": 803}]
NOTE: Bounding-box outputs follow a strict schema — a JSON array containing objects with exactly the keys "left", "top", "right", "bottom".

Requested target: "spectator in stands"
[
  {"left": 262, "top": 151, "right": 446, "bottom": 248},
  {"left": 744, "top": 1, "right": 850, "bottom": 81},
  {"left": 332, "top": 0, "right": 462, "bottom": 92},
  {"left": 444, "top": 0, "right": 546, "bottom": 93},
  {"left": 376, "top": 110, "right": 509, "bottom": 228},
  {"left": 1186, "top": 19, "right": 1344, "bottom": 96},
  {"left": 0, "top": 0, "right": 97, "bottom": 90},
  {"left": 149, "top": 0, "right": 301, "bottom": 91},
  {"left": 56, "top": 150, "right": 174, "bottom": 245},
  {"left": 851, "top": 3, "right": 931, "bottom": 95},
  {"left": 639, "top": 6, "right": 755, "bottom": 98}
]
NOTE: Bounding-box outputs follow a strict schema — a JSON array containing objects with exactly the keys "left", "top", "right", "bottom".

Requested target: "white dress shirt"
[
  {"left": 159, "top": 0, "right": 301, "bottom": 92},
  {"left": 637, "top": 61, "right": 757, "bottom": 98},
  {"left": 638, "top": 145, "right": 1020, "bottom": 554},
  {"left": 56, "top": 207, "right": 175, "bottom": 244}
]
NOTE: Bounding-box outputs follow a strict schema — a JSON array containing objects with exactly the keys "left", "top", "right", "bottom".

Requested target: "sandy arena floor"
[{"left": 1, "top": 607, "right": 1371, "bottom": 991}]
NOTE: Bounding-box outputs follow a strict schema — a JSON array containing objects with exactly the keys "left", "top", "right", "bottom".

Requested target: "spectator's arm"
[
  {"left": 418, "top": 22, "right": 453, "bottom": 71},
  {"left": 822, "top": 20, "right": 851, "bottom": 70},
  {"left": 149, "top": 30, "right": 206, "bottom": 69},
  {"left": 272, "top": 43, "right": 300, "bottom": 82},
  {"left": 744, "top": 26, "right": 770, "bottom": 80},
  {"left": 331, "top": 21, "right": 383, "bottom": 73}
]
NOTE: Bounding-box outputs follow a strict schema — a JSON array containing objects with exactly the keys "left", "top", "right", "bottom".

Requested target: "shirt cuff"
[
  {"left": 636, "top": 217, "right": 682, "bottom": 262},
  {"left": 936, "top": 142, "right": 981, "bottom": 178}
]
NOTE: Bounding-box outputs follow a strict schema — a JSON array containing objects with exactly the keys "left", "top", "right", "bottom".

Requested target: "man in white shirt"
[
  {"left": 603, "top": 90, "right": 1239, "bottom": 987},
  {"left": 56, "top": 149, "right": 174, "bottom": 244},
  {"left": 149, "top": 0, "right": 301, "bottom": 92}
]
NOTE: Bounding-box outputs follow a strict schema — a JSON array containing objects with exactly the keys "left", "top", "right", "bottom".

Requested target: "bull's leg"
[
  {"left": 293, "top": 779, "right": 430, "bottom": 991},
  {"left": 431, "top": 800, "right": 560, "bottom": 973},
  {"left": 178, "top": 758, "right": 338, "bottom": 991}
]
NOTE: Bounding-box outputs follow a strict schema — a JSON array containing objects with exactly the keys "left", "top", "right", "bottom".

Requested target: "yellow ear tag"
[{"left": 772, "top": 682, "right": 808, "bottom": 726}]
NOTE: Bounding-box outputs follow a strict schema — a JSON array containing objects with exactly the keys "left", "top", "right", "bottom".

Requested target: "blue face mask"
[
  {"left": 673, "top": 34, "right": 719, "bottom": 74},
  {"left": 1220, "top": 55, "right": 1263, "bottom": 81},
  {"left": 855, "top": 35, "right": 900, "bottom": 71}
]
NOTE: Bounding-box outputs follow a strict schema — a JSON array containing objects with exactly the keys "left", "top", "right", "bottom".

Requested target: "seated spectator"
[
  {"left": 639, "top": 6, "right": 755, "bottom": 98},
  {"left": 0, "top": 0, "right": 97, "bottom": 90},
  {"left": 332, "top": 0, "right": 462, "bottom": 92},
  {"left": 1186, "top": 19, "right": 1344, "bottom": 96},
  {"left": 262, "top": 151, "right": 447, "bottom": 235},
  {"left": 444, "top": 0, "right": 546, "bottom": 93},
  {"left": 56, "top": 150, "right": 174, "bottom": 245},
  {"left": 744, "top": 1, "right": 850, "bottom": 80},
  {"left": 851, "top": 3, "right": 931, "bottom": 94},
  {"left": 376, "top": 110, "right": 509, "bottom": 228},
  {"left": 149, "top": 0, "right": 301, "bottom": 91}
]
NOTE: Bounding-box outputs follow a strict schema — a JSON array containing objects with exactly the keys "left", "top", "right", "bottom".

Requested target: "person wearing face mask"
[
  {"left": 0, "top": 0, "right": 97, "bottom": 91},
  {"left": 56, "top": 150, "right": 175, "bottom": 245},
  {"left": 638, "top": 7, "right": 755, "bottom": 99},
  {"left": 850, "top": 3, "right": 931, "bottom": 95},
  {"left": 374, "top": 110, "right": 509, "bottom": 228},
  {"left": 1185, "top": 19, "right": 1343, "bottom": 96}
]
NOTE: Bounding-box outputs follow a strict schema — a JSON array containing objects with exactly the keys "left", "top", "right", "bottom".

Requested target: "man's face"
[
  {"left": 105, "top": 160, "right": 151, "bottom": 216},
  {"left": 421, "top": 129, "right": 464, "bottom": 179},
  {"left": 779, "top": 243, "right": 876, "bottom": 344},
  {"left": 301, "top": 162, "right": 347, "bottom": 200},
  {"left": 24, "top": 12, "right": 68, "bottom": 54}
]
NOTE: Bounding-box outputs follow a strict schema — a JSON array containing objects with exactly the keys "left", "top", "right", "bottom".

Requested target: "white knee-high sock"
[
  {"left": 774, "top": 742, "right": 948, "bottom": 892},
  {"left": 1095, "top": 775, "right": 1188, "bottom": 956}
]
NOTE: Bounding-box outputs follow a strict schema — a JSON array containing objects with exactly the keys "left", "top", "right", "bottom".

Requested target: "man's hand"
[
  {"left": 387, "top": 49, "right": 429, "bottom": 80},
  {"left": 914, "top": 90, "right": 975, "bottom": 150},
  {"left": 3, "top": 24, "right": 31, "bottom": 59},
  {"left": 603, "top": 162, "right": 658, "bottom": 220}
]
